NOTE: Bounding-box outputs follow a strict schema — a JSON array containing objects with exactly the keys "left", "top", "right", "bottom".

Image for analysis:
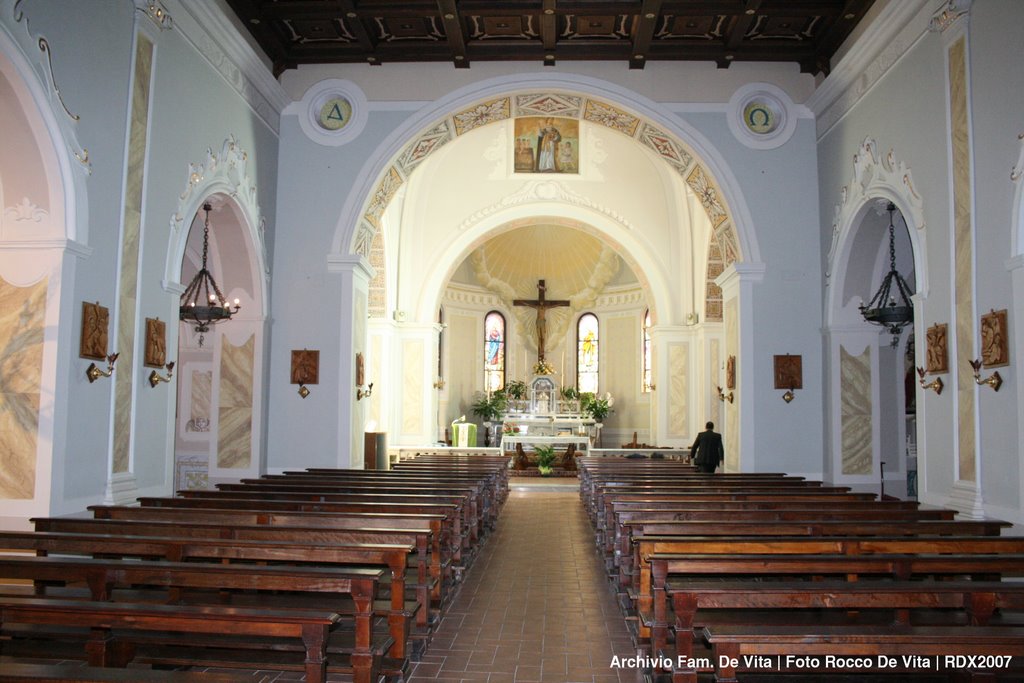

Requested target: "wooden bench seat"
[
  {"left": 0, "top": 555, "right": 383, "bottom": 683},
  {"left": 700, "top": 624, "right": 1024, "bottom": 683},
  {"left": 0, "top": 597, "right": 343, "bottom": 683},
  {"left": 0, "top": 529, "right": 419, "bottom": 660},
  {"left": 660, "top": 579, "right": 1024, "bottom": 676},
  {"left": 0, "top": 662, "right": 254, "bottom": 682}
]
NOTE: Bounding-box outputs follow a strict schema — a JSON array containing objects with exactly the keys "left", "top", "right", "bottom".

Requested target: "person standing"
[{"left": 690, "top": 421, "right": 724, "bottom": 473}]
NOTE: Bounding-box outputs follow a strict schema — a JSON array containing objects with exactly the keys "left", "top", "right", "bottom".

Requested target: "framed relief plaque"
[
  {"left": 291, "top": 349, "right": 320, "bottom": 385},
  {"left": 980, "top": 309, "right": 1009, "bottom": 368},
  {"left": 925, "top": 323, "right": 948, "bottom": 374},
  {"left": 80, "top": 301, "right": 109, "bottom": 360},
  {"left": 144, "top": 318, "right": 167, "bottom": 368},
  {"left": 773, "top": 354, "right": 803, "bottom": 390}
]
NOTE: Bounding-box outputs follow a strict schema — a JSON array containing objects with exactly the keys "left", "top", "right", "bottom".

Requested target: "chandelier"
[
  {"left": 859, "top": 202, "right": 913, "bottom": 347},
  {"left": 179, "top": 202, "right": 239, "bottom": 347}
]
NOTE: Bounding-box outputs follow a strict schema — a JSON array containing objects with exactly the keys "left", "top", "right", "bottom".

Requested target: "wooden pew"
[
  {"left": 645, "top": 541, "right": 1024, "bottom": 657},
  {"left": 701, "top": 625, "right": 1024, "bottom": 683},
  {"left": 31, "top": 516, "right": 439, "bottom": 636},
  {"left": 84, "top": 505, "right": 451, "bottom": 605},
  {"left": 0, "top": 529, "right": 418, "bottom": 661},
  {"left": 0, "top": 556, "right": 384, "bottom": 683},
  {"left": 0, "top": 662, "right": 256, "bottom": 682},
  {"left": 665, "top": 579, "right": 1024, "bottom": 682}
]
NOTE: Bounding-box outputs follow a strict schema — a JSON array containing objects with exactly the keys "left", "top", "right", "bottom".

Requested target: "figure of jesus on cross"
[{"left": 514, "top": 279, "right": 570, "bottom": 364}]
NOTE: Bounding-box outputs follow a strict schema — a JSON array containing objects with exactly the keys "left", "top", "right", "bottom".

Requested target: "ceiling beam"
[
  {"left": 629, "top": 0, "right": 662, "bottom": 69},
  {"left": 726, "top": 0, "right": 762, "bottom": 50},
  {"left": 541, "top": 0, "right": 557, "bottom": 65},
  {"left": 437, "top": 0, "right": 470, "bottom": 67}
]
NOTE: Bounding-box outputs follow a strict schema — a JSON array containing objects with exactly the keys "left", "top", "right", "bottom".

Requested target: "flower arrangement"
[
  {"left": 533, "top": 359, "right": 555, "bottom": 375},
  {"left": 581, "top": 391, "right": 614, "bottom": 422},
  {"left": 505, "top": 380, "right": 528, "bottom": 400}
]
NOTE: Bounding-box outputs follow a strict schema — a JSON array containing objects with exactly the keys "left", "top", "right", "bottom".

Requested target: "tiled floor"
[{"left": 407, "top": 490, "right": 638, "bottom": 683}]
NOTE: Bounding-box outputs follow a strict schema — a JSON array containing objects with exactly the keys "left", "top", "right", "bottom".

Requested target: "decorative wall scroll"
[
  {"left": 774, "top": 354, "right": 802, "bottom": 403},
  {"left": 80, "top": 302, "right": 109, "bottom": 360},
  {"left": 144, "top": 318, "right": 167, "bottom": 368},
  {"left": 980, "top": 309, "right": 1008, "bottom": 368},
  {"left": 291, "top": 349, "right": 319, "bottom": 398},
  {"left": 925, "top": 323, "right": 949, "bottom": 374}
]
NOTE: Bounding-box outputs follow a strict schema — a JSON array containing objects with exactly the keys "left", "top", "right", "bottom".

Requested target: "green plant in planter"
[
  {"left": 533, "top": 445, "right": 556, "bottom": 475},
  {"left": 471, "top": 391, "right": 507, "bottom": 423},
  {"left": 505, "top": 380, "right": 527, "bottom": 400},
  {"left": 580, "top": 391, "right": 614, "bottom": 422}
]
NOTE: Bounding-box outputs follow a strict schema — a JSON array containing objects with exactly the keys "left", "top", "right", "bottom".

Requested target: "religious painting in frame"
[
  {"left": 80, "top": 301, "right": 109, "bottom": 360},
  {"left": 773, "top": 354, "right": 803, "bottom": 390},
  {"left": 925, "top": 323, "right": 949, "bottom": 374},
  {"left": 980, "top": 309, "right": 1009, "bottom": 368},
  {"left": 291, "top": 349, "right": 320, "bottom": 385},
  {"left": 513, "top": 116, "right": 579, "bottom": 174},
  {"left": 144, "top": 318, "right": 167, "bottom": 368},
  {"left": 725, "top": 355, "right": 736, "bottom": 390}
]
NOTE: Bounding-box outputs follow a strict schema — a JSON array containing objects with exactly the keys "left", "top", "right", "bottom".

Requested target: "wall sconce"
[
  {"left": 357, "top": 382, "right": 374, "bottom": 400},
  {"left": 716, "top": 385, "right": 733, "bottom": 404},
  {"left": 781, "top": 389, "right": 795, "bottom": 403},
  {"left": 916, "top": 367, "right": 943, "bottom": 395},
  {"left": 148, "top": 361, "right": 175, "bottom": 388},
  {"left": 969, "top": 359, "right": 1002, "bottom": 392},
  {"left": 433, "top": 378, "right": 445, "bottom": 390},
  {"left": 86, "top": 353, "right": 119, "bottom": 383}
]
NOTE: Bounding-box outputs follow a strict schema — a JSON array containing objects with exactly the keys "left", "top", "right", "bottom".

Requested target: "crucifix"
[{"left": 513, "top": 279, "right": 570, "bottom": 363}]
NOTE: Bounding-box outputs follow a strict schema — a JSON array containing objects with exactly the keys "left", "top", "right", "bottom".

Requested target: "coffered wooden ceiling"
[{"left": 226, "top": 1, "right": 876, "bottom": 76}]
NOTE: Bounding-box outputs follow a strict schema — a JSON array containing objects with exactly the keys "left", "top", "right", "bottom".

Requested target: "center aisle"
[{"left": 408, "top": 490, "right": 637, "bottom": 683}]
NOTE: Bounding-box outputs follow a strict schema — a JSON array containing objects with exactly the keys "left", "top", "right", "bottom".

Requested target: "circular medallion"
[
  {"left": 743, "top": 101, "right": 777, "bottom": 134},
  {"left": 318, "top": 97, "right": 353, "bottom": 131}
]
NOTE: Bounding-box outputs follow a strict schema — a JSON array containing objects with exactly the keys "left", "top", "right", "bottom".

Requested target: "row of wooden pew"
[
  {"left": 0, "top": 453, "right": 511, "bottom": 683},
  {"left": 577, "top": 456, "right": 1024, "bottom": 682}
]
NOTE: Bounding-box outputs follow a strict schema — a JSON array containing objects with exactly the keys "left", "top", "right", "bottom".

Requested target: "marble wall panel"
[
  {"left": 217, "top": 334, "right": 254, "bottom": 469},
  {"left": 668, "top": 343, "right": 688, "bottom": 438},
  {"left": 0, "top": 276, "right": 46, "bottom": 499},
  {"left": 402, "top": 339, "right": 424, "bottom": 435},
  {"left": 949, "top": 37, "right": 976, "bottom": 482},
  {"left": 840, "top": 345, "right": 872, "bottom": 475},
  {"left": 113, "top": 34, "right": 154, "bottom": 474},
  {"left": 188, "top": 370, "right": 212, "bottom": 432}
]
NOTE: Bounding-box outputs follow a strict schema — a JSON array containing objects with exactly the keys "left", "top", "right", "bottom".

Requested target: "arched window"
[
  {"left": 483, "top": 311, "right": 505, "bottom": 392},
  {"left": 642, "top": 309, "right": 653, "bottom": 393},
  {"left": 577, "top": 313, "right": 599, "bottom": 394}
]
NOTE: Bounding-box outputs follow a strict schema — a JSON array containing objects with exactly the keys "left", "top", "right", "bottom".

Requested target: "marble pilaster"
[
  {"left": 840, "top": 345, "right": 873, "bottom": 475},
  {"left": 217, "top": 334, "right": 254, "bottom": 468},
  {"left": 0, "top": 277, "right": 46, "bottom": 499}
]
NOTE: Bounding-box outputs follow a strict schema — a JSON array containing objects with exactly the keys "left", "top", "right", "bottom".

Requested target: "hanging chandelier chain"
[{"left": 887, "top": 208, "right": 898, "bottom": 274}]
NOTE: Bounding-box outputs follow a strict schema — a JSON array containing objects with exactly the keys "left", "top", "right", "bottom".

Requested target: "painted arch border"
[{"left": 330, "top": 73, "right": 761, "bottom": 278}]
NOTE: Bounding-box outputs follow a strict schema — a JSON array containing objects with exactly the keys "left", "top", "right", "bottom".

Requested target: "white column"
[
  {"left": 327, "top": 255, "right": 374, "bottom": 468},
  {"left": 649, "top": 324, "right": 696, "bottom": 448},
  {"left": 715, "top": 262, "right": 765, "bottom": 471},
  {"left": 385, "top": 321, "right": 442, "bottom": 448}
]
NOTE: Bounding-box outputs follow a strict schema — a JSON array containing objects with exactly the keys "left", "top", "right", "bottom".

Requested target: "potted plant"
[
  {"left": 580, "top": 391, "right": 614, "bottom": 423},
  {"left": 533, "top": 445, "right": 556, "bottom": 476}
]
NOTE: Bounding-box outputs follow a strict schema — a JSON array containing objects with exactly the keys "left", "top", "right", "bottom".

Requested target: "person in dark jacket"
[{"left": 690, "top": 421, "right": 724, "bottom": 473}]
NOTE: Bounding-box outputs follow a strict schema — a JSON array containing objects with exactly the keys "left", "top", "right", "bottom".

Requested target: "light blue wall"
[
  {"left": 1, "top": 0, "right": 280, "bottom": 512},
  {"left": 816, "top": 0, "right": 1023, "bottom": 517},
  {"left": 684, "top": 112, "right": 825, "bottom": 475},
  {"left": 266, "top": 110, "right": 413, "bottom": 469}
]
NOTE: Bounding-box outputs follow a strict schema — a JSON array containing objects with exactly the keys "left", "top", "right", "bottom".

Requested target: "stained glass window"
[
  {"left": 577, "top": 313, "right": 599, "bottom": 394},
  {"left": 483, "top": 311, "right": 505, "bottom": 392},
  {"left": 642, "top": 309, "right": 653, "bottom": 393}
]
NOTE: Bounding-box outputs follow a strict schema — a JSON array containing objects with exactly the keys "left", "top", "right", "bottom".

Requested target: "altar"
[{"left": 498, "top": 376, "right": 600, "bottom": 471}]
